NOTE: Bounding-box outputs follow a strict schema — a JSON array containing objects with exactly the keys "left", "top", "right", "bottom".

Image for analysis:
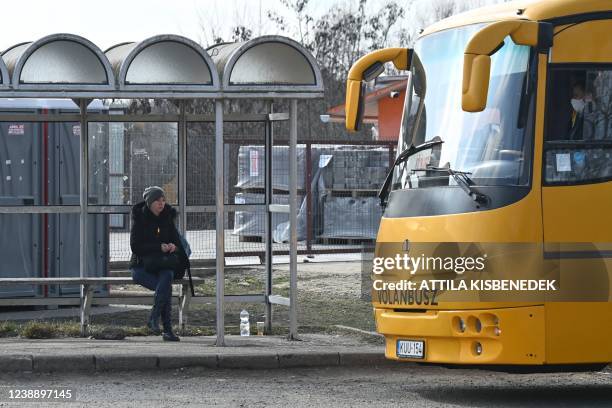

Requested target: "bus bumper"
[{"left": 376, "top": 306, "right": 546, "bottom": 364}]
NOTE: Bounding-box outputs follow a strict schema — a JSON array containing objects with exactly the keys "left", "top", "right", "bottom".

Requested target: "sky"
[
  {"left": 0, "top": 0, "right": 505, "bottom": 52},
  {"left": 0, "top": 0, "right": 336, "bottom": 51}
]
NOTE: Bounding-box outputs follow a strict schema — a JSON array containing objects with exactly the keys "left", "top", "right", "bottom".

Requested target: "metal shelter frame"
[{"left": 0, "top": 34, "right": 324, "bottom": 345}]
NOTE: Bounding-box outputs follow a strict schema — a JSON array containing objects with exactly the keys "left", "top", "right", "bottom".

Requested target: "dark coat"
[
  {"left": 129, "top": 201, "right": 189, "bottom": 272},
  {"left": 568, "top": 111, "right": 585, "bottom": 140}
]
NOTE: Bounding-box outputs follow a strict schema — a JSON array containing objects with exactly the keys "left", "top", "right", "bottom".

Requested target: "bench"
[
  {"left": 0, "top": 277, "right": 268, "bottom": 336},
  {"left": 0, "top": 277, "right": 202, "bottom": 336}
]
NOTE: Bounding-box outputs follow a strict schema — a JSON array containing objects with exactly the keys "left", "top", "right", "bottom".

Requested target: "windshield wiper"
[
  {"left": 412, "top": 166, "right": 489, "bottom": 205},
  {"left": 378, "top": 138, "right": 444, "bottom": 206}
]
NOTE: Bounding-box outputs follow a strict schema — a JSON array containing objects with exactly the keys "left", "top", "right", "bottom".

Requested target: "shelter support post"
[
  {"left": 178, "top": 100, "right": 187, "bottom": 233},
  {"left": 178, "top": 101, "right": 189, "bottom": 336},
  {"left": 215, "top": 100, "right": 225, "bottom": 346},
  {"left": 288, "top": 99, "right": 299, "bottom": 340},
  {"left": 305, "top": 142, "right": 313, "bottom": 252},
  {"left": 264, "top": 102, "right": 273, "bottom": 334},
  {"left": 178, "top": 283, "right": 192, "bottom": 335},
  {"left": 78, "top": 99, "right": 90, "bottom": 281},
  {"left": 80, "top": 284, "right": 93, "bottom": 336}
]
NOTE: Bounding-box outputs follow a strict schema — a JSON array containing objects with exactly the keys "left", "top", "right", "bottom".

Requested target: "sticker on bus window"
[
  {"left": 573, "top": 151, "right": 586, "bottom": 167},
  {"left": 556, "top": 153, "right": 571, "bottom": 172}
]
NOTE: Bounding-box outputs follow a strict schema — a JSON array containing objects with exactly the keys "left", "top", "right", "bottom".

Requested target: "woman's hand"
[{"left": 161, "top": 243, "right": 176, "bottom": 253}]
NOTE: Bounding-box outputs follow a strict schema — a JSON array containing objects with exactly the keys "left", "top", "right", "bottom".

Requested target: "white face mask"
[{"left": 571, "top": 98, "right": 585, "bottom": 113}]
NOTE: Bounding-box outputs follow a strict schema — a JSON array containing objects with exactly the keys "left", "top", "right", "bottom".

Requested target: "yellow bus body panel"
[
  {"left": 371, "top": 7, "right": 612, "bottom": 364},
  {"left": 379, "top": 306, "right": 545, "bottom": 364}
]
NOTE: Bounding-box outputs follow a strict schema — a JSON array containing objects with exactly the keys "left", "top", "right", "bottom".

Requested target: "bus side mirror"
[
  {"left": 345, "top": 79, "right": 365, "bottom": 131},
  {"left": 462, "top": 20, "right": 553, "bottom": 112},
  {"left": 345, "top": 48, "right": 412, "bottom": 131},
  {"left": 462, "top": 54, "right": 491, "bottom": 112}
]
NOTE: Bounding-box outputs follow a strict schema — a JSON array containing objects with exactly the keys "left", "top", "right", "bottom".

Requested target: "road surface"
[{"left": 1, "top": 364, "right": 610, "bottom": 407}]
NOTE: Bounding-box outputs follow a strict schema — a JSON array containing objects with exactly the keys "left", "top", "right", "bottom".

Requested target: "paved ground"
[
  {"left": 0, "top": 334, "right": 385, "bottom": 373},
  {"left": 0, "top": 364, "right": 610, "bottom": 407}
]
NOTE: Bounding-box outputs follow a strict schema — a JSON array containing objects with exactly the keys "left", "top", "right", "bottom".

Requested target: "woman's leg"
[
  {"left": 158, "top": 270, "right": 179, "bottom": 341},
  {"left": 131, "top": 266, "right": 158, "bottom": 291},
  {"left": 157, "top": 269, "right": 175, "bottom": 334},
  {"left": 131, "top": 266, "right": 162, "bottom": 333}
]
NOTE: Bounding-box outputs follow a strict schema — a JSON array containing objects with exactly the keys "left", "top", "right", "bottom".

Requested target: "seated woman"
[{"left": 129, "top": 186, "right": 187, "bottom": 342}]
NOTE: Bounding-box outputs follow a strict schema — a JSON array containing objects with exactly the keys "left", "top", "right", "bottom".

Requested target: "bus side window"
[{"left": 544, "top": 68, "right": 612, "bottom": 184}]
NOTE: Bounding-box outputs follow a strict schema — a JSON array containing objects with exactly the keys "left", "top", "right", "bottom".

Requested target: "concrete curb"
[{"left": 0, "top": 350, "right": 391, "bottom": 373}]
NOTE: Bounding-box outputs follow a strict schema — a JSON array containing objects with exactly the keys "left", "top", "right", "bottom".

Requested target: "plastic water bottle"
[{"left": 240, "top": 309, "right": 250, "bottom": 336}]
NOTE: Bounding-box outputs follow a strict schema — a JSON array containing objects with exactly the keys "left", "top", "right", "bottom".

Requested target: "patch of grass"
[
  {"left": 181, "top": 326, "right": 216, "bottom": 336},
  {"left": 57, "top": 322, "right": 82, "bottom": 337},
  {"left": 122, "top": 326, "right": 151, "bottom": 337},
  {"left": 89, "top": 326, "right": 127, "bottom": 340},
  {"left": 195, "top": 275, "right": 266, "bottom": 296},
  {"left": 185, "top": 291, "right": 375, "bottom": 334},
  {"left": 20, "top": 321, "right": 59, "bottom": 339},
  {"left": 18, "top": 321, "right": 80, "bottom": 339},
  {"left": 273, "top": 276, "right": 290, "bottom": 285},
  {"left": 0, "top": 321, "right": 19, "bottom": 337}
]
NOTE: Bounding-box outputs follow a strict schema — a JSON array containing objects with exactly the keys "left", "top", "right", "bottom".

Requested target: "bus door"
[{"left": 541, "top": 19, "right": 612, "bottom": 361}]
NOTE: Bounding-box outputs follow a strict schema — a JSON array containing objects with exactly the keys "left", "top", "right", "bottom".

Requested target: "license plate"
[{"left": 397, "top": 339, "right": 425, "bottom": 359}]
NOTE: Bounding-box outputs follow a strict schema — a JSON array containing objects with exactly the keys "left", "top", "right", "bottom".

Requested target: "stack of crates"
[
  {"left": 233, "top": 145, "right": 390, "bottom": 242},
  {"left": 233, "top": 146, "right": 306, "bottom": 241}
]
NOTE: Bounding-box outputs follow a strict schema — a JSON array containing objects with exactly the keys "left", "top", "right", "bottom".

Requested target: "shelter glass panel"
[
  {"left": 186, "top": 122, "right": 215, "bottom": 206},
  {"left": 50, "top": 214, "right": 108, "bottom": 290},
  {"left": 186, "top": 212, "right": 216, "bottom": 264},
  {"left": 0, "top": 213, "right": 107, "bottom": 296},
  {"left": 0, "top": 121, "right": 81, "bottom": 206},
  {"left": 87, "top": 213, "right": 124, "bottom": 275},
  {"left": 88, "top": 122, "right": 178, "bottom": 205},
  {"left": 97, "top": 99, "right": 180, "bottom": 116},
  {"left": 0, "top": 214, "right": 43, "bottom": 296},
  {"left": 225, "top": 122, "right": 266, "bottom": 205}
]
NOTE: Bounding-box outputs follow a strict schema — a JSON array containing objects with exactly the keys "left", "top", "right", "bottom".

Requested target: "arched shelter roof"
[
  {"left": 105, "top": 34, "right": 220, "bottom": 92},
  {"left": 0, "top": 52, "right": 8, "bottom": 89},
  {"left": 0, "top": 34, "right": 323, "bottom": 98},
  {"left": 2, "top": 34, "right": 114, "bottom": 91},
  {"left": 208, "top": 35, "right": 324, "bottom": 93}
]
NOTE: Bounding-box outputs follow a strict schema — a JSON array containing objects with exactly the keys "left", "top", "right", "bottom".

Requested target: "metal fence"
[
  {"left": 0, "top": 110, "right": 395, "bottom": 275},
  {"left": 104, "top": 135, "right": 395, "bottom": 267}
]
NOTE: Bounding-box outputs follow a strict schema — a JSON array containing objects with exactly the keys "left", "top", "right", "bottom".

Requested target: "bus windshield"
[{"left": 393, "top": 24, "right": 533, "bottom": 191}]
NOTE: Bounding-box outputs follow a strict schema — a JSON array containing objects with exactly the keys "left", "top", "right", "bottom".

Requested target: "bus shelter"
[{"left": 0, "top": 33, "right": 324, "bottom": 345}]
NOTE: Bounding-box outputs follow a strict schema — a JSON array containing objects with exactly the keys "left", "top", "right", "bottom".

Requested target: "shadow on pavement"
[{"left": 418, "top": 384, "right": 612, "bottom": 407}]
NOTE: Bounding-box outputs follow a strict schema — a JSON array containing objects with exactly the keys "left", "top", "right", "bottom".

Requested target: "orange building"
[{"left": 327, "top": 75, "right": 408, "bottom": 141}]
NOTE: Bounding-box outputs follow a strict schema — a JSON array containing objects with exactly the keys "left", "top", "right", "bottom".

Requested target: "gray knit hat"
[{"left": 143, "top": 186, "right": 165, "bottom": 209}]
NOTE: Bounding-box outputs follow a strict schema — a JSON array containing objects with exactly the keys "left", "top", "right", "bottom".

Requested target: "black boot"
[
  {"left": 147, "top": 301, "right": 162, "bottom": 335},
  {"left": 162, "top": 331, "right": 180, "bottom": 342},
  {"left": 161, "top": 297, "right": 180, "bottom": 342}
]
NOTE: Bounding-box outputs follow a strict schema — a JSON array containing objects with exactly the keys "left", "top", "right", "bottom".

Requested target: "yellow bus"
[{"left": 345, "top": 0, "right": 612, "bottom": 365}]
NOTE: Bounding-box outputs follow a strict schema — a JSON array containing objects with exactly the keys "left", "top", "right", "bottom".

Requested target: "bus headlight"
[
  {"left": 453, "top": 316, "right": 466, "bottom": 333},
  {"left": 467, "top": 315, "right": 482, "bottom": 333}
]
